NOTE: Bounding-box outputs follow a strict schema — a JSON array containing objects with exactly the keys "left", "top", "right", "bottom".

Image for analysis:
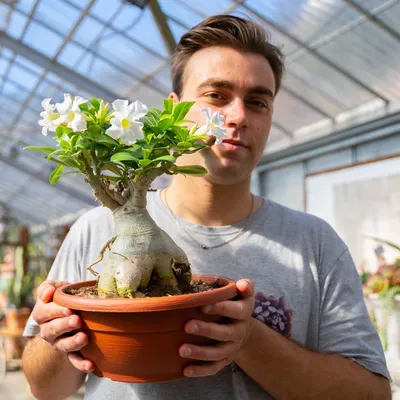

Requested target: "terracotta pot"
[
  {"left": 54, "top": 275, "right": 237, "bottom": 383},
  {"left": 5, "top": 307, "right": 31, "bottom": 330}
]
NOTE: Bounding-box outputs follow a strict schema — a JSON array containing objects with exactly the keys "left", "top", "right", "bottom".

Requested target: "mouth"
[{"left": 220, "top": 139, "right": 248, "bottom": 149}]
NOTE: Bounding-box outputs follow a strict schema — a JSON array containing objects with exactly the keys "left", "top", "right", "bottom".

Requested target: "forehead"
[{"left": 182, "top": 46, "right": 276, "bottom": 94}]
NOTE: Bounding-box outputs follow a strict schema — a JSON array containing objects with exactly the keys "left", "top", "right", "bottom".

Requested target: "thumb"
[{"left": 236, "top": 279, "right": 254, "bottom": 297}]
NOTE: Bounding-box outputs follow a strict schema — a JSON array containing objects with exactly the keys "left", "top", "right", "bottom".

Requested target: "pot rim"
[{"left": 54, "top": 274, "right": 237, "bottom": 312}]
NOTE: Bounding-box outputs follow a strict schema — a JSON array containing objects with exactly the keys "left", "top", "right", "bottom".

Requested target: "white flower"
[
  {"left": 195, "top": 108, "right": 227, "bottom": 145},
  {"left": 105, "top": 100, "right": 148, "bottom": 145},
  {"left": 55, "top": 94, "right": 87, "bottom": 132},
  {"left": 38, "top": 98, "right": 60, "bottom": 136}
]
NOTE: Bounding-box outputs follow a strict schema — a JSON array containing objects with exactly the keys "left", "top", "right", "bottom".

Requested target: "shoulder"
[
  {"left": 70, "top": 206, "right": 114, "bottom": 237},
  {"left": 262, "top": 199, "right": 348, "bottom": 270}
]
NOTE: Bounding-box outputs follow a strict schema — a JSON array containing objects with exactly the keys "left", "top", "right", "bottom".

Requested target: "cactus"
[{"left": 5, "top": 247, "right": 34, "bottom": 309}]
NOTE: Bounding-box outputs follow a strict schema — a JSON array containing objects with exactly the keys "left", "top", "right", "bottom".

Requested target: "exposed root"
[{"left": 86, "top": 236, "right": 116, "bottom": 277}]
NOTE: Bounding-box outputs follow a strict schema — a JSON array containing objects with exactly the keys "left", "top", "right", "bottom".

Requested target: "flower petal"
[
  {"left": 41, "top": 124, "right": 49, "bottom": 136},
  {"left": 200, "top": 107, "right": 212, "bottom": 122},
  {"left": 56, "top": 93, "right": 73, "bottom": 114},
  {"left": 41, "top": 98, "right": 54, "bottom": 112},
  {"left": 70, "top": 116, "right": 87, "bottom": 132},
  {"left": 194, "top": 124, "right": 208, "bottom": 136},
  {"left": 212, "top": 111, "right": 225, "bottom": 126},
  {"left": 128, "top": 100, "right": 148, "bottom": 119},
  {"left": 119, "top": 122, "right": 144, "bottom": 145},
  {"left": 105, "top": 125, "right": 123, "bottom": 140},
  {"left": 72, "top": 96, "right": 87, "bottom": 112},
  {"left": 112, "top": 99, "right": 129, "bottom": 115}
]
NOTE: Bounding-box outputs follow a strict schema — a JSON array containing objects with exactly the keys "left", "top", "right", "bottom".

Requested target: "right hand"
[{"left": 32, "top": 280, "right": 95, "bottom": 373}]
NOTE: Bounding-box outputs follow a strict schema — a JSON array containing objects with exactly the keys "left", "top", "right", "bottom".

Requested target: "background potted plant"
[
  {"left": 4, "top": 246, "right": 34, "bottom": 331},
  {"left": 26, "top": 94, "right": 237, "bottom": 383},
  {"left": 362, "top": 237, "right": 400, "bottom": 357}
]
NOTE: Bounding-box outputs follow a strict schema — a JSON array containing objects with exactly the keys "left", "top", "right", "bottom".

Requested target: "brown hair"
[{"left": 171, "top": 15, "right": 285, "bottom": 97}]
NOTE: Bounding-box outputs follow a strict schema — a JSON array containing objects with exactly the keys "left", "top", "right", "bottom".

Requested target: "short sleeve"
[
  {"left": 23, "top": 220, "right": 84, "bottom": 337},
  {"left": 318, "top": 249, "right": 391, "bottom": 381}
]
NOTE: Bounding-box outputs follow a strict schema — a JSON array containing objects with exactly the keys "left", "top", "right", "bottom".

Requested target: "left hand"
[{"left": 179, "top": 279, "right": 255, "bottom": 377}]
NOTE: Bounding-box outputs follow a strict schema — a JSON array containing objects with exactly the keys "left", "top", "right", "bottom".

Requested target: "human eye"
[{"left": 205, "top": 92, "right": 225, "bottom": 100}]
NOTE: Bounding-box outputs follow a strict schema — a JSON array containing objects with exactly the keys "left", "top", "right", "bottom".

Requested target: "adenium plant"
[{"left": 28, "top": 94, "right": 227, "bottom": 298}]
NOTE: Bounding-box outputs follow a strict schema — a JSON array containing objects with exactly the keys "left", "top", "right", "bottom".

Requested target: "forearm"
[
  {"left": 23, "top": 336, "right": 86, "bottom": 400},
  {"left": 234, "top": 319, "right": 391, "bottom": 400}
]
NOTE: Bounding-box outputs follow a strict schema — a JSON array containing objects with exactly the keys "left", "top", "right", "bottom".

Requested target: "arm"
[
  {"left": 180, "top": 279, "right": 391, "bottom": 399},
  {"left": 235, "top": 317, "right": 391, "bottom": 400},
  {"left": 23, "top": 281, "right": 94, "bottom": 400},
  {"left": 23, "top": 336, "right": 86, "bottom": 400}
]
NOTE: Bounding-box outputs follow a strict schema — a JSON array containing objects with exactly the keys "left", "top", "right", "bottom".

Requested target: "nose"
[{"left": 224, "top": 98, "right": 249, "bottom": 130}]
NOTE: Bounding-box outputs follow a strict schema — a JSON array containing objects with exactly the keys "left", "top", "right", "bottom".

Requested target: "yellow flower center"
[
  {"left": 68, "top": 110, "right": 75, "bottom": 122},
  {"left": 49, "top": 113, "right": 60, "bottom": 121},
  {"left": 121, "top": 118, "right": 131, "bottom": 129}
]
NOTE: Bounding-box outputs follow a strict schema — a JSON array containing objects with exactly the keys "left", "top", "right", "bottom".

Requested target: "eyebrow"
[{"left": 197, "top": 79, "right": 274, "bottom": 98}]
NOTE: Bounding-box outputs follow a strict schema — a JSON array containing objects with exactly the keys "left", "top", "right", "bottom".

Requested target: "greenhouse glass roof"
[{"left": 0, "top": 0, "right": 399, "bottom": 226}]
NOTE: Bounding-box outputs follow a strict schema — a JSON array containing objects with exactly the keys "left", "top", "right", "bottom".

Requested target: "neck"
[{"left": 164, "top": 175, "right": 259, "bottom": 226}]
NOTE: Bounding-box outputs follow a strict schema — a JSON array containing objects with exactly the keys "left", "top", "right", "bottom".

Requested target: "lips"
[{"left": 221, "top": 139, "right": 247, "bottom": 148}]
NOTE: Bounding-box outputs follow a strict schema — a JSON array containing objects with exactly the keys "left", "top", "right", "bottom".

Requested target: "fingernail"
[
  {"left": 203, "top": 305, "right": 212, "bottom": 313},
  {"left": 75, "top": 334, "right": 83, "bottom": 344},
  {"left": 186, "top": 368, "right": 194, "bottom": 376},
  {"left": 184, "top": 347, "right": 192, "bottom": 357},
  {"left": 69, "top": 316, "right": 75, "bottom": 327},
  {"left": 189, "top": 324, "right": 199, "bottom": 333}
]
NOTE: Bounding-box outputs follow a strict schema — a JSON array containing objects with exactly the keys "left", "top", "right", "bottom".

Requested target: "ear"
[{"left": 169, "top": 92, "right": 180, "bottom": 104}]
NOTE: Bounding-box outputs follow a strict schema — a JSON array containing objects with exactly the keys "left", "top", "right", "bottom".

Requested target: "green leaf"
[
  {"left": 164, "top": 98, "right": 173, "bottom": 114},
  {"left": 89, "top": 98, "right": 100, "bottom": 111},
  {"left": 101, "top": 162, "right": 122, "bottom": 176},
  {"left": 170, "top": 126, "right": 188, "bottom": 142},
  {"left": 49, "top": 165, "right": 64, "bottom": 184},
  {"left": 142, "top": 148, "right": 151, "bottom": 159},
  {"left": 177, "top": 141, "right": 192, "bottom": 149},
  {"left": 158, "top": 117, "right": 174, "bottom": 131},
  {"left": 87, "top": 125, "right": 101, "bottom": 137},
  {"left": 110, "top": 152, "right": 140, "bottom": 163},
  {"left": 149, "top": 155, "right": 176, "bottom": 165},
  {"left": 139, "top": 159, "right": 152, "bottom": 168},
  {"left": 56, "top": 125, "right": 72, "bottom": 138},
  {"left": 365, "top": 236, "right": 400, "bottom": 252},
  {"left": 76, "top": 138, "right": 92, "bottom": 149},
  {"left": 172, "top": 101, "right": 195, "bottom": 123},
  {"left": 93, "top": 134, "right": 118, "bottom": 146},
  {"left": 79, "top": 103, "right": 89, "bottom": 112},
  {"left": 24, "top": 146, "right": 55, "bottom": 153},
  {"left": 174, "top": 165, "right": 207, "bottom": 177},
  {"left": 148, "top": 107, "right": 162, "bottom": 120}
]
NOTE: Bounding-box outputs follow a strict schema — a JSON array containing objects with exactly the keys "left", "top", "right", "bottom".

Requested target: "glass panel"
[
  {"left": 90, "top": 0, "right": 122, "bottom": 23},
  {"left": 3, "top": 81, "right": 30, "bottom": 103},
  {"left": 168, "top": 19, "right": 188, "bottom": 43},
  {"left": 57, "top": 42, "right": 87, "bottom": 69},
  {"left": 8, "top": 63, "right": 41, "bottom": 91},
  {"left": 63, "top": 0, "right": 91, "bottom": 10},
  {"left": 377, "top": 2, "right": 400, "bottom": 35},
  {"left": 176, "top": 0, "right": 233, "bottom": 16},
  {"left": 72, "top": 15, "right": 107, "bottom": 48},
  {"left": 111, "top": 2, "right": 142, "bottom": 31},
  {"left": 149, "top": 64, "right": 172, "bottom": 94},
  {"left": 126, "top": 7, "right": 169, "bottom": 57},
  {"left": 7, "top": 9, "right": 27, "bottom": 39},
  {"left": 14, "top": 0, "right": 38, "bottom": 15},
  {"left": 159, "top": 0, "right": 203, "bottom": 28},
  {"left": 0, "top": 58, "right": 9, "bottom": 76},
  {"left": 14, "top": 55, "right": 45, "bottom": 76},
  {"left": 34, "top": 0, "right": 81, "bottom": 37},
  {"left": 23, "top": 21, "right": 64, "bottom": 58}
]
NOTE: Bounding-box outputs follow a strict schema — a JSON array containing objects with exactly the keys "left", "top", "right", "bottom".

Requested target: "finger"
[
  {"left": 37, "top": 281, "right": 70, "bottom": 303},
  {"left": 68, "top": 352, "right": 95, "bottom": 373},
  {"left": 236, "top": 279, "right": 254, "bottom": 297},
  {"left": 202, "top": 296, "right": 254, "bottom": 320},
  {"left": 53, "top": 331, "right": 90, "bottom": 354},
  {"left": 40, "top": 314, "right": 82, "bottom": 344},
  {"left": 33, "top": 301, "right": 73, "bottom": 324},
  {"left": 184, "top": 319, "right": 245, "bottom": 342},
  {"left": 179, "top": 341, "right": 236, "bottom": 361},
  {"left": 183, "top": 358, "right": 231, "bottom": 378}
]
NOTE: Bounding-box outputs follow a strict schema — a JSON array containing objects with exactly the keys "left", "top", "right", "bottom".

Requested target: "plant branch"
[{"left": 80, "top": 154, "right": 119, "bottom": 210}]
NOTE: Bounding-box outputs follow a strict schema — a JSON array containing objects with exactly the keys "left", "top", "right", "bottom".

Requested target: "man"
[{"left": 22, "top": 15, "right": 391, "bottom": 399}]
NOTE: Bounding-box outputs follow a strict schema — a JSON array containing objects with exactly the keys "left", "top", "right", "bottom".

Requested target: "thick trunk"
[{"left": 97, "top": 190, "right": 191, "bottom": 298}]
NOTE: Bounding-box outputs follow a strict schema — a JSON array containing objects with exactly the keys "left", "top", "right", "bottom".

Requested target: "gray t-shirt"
[{"left": 24, "top": 191, "right": 390, "bottom": 399}]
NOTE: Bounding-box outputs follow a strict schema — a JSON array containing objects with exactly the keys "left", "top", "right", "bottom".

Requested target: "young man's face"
[{"left": 170, "top": 46, "right": 275, "bottom": 185}]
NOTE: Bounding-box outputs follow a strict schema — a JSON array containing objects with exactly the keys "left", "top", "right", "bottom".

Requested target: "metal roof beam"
[
  {"left": 148, "top": 0, "right": 176, "bottom": 56},
  {"left": 344, "top": 0, "right": 400, "bottom": 44},
  {"left": 272, "top": 122, "right": 293, "bottom": 139},
  {"left": 0, "top": 31, "right": 123, "bottom": 102},
  {"left": 242, "top": 3, "right": 391, "bottom": 105},
  {"left": 0, "top": 153, "right": 96, "bottom": 206}
]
